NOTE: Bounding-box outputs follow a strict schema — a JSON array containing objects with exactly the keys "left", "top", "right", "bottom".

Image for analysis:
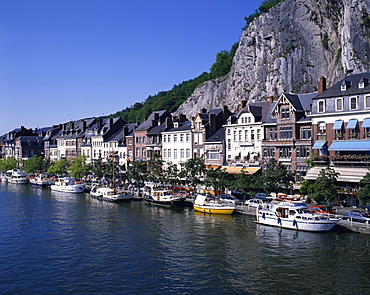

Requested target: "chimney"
[
  {"left": 179, "top": 114, "right": 186, "bottom": 122},
  {"left": 269, "top": 96, "right": 274, "bottom": 104},
  {"left": 152, "top": 120, "right": 156, "bottom": 127},
  {"left": 154, "top": 113, "right": 159, "bottom": 120},
  {"left": 201, "top": 108, "right": 207, "bottom": 114},
  {"left": 97, "top": 118, "right": 102, "bottom": 128},
  {"left": 209, "top": 113, "right": 216, "bottom": 126},
  {"left": 82, "top": 120, "right": 87, "bottom": 132},
  {"left": 240, "top": 100, "right": 247, "bottom": 110},
  {"left": 165, "top": 117, "right": 172, "bottom": 128},
  {"left": 318, "top": 76, "right": 326, "bottom": 94}
]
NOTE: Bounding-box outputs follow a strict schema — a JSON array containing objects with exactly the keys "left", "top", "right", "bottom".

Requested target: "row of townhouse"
[{"left": 2, "top": 72, "right": 370, "bottom": 200}]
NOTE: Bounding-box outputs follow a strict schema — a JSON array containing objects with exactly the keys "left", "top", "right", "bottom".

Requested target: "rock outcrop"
[{"left": 176, "top": 0, "right": 370, "bottom": 117}]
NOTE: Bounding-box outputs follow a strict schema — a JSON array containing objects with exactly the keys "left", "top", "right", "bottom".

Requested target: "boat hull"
[
  {"left": 256, "top": 214, "right": 339, "bottom": 232},
  {"left": 144, "top": 197, "right": 185, "bottom": 207},
  {"left": 193, "top": 205, "right": 235, "bottom": 215},
  {"left": 50, "top": 184, "right": 85, "bottom": 193}
]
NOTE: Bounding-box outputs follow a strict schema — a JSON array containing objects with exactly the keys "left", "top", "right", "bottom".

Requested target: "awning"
[
  {"left": 305, "top": 166, "right": 369, "bottom": 183},
  {"left": 346, "top": 119, "right": 358, "bottom": 129},
  {"left": 333, "top": 120, "right": 344, "bottom": 130},
  {"left": 312, "top": 141, "right": 327, "bottom": 149},
  {"left": 362, "top": 118, "right": 370, "bottom": 128},
  {"left": 328, "top": 140, "right": 370, "bottom": 151},
  {"left": 222, "top": 166, "right": 260, "bottom": 174}
]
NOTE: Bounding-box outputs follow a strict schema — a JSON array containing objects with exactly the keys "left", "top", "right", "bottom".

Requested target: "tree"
[
  {"left": 358, "top": 172, "right": 370, "bottom": 205},
  {"left": 47, "top": 159, "right": 69, "bottom": 176},
  {"left": 69, "top": 155, "right": 90, "bottom": 179},
  {"left": 310, "top": 167, "right": 339, "bottom": 204},
  {"left": 299, "top": 180, "right": 315, "bottom": 197},
  {"left": 22, "top": 155, "right": 50, "bottom": 174},
  {"left": 127, "top": 161, "right": 147, "bottom": 185},
  {"left": 163, "top": 164, "right": 180, "bottom": 186},
  {"left": 180, "top": 157, "right": 206, "bottom": 191},
  {"left": 204, "top": 167, "right": 229, "bottom": 195},
  {"left": 146, "top": 153, "right": 164, "bottom": 183},
  {"left": 0, "top": 157, "right": 19, "bottom": 171},
  {"left": 260, "top": 158, "right": 294, "bottom": 193}
]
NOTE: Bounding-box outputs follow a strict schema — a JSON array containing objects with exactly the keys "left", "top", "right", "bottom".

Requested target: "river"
[{"left": 0, "top": 182, "right": 369, "bottom": 294}]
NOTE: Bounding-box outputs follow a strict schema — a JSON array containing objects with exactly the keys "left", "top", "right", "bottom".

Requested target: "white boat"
[
  {"left": 256, "top": 201, "right": 339, "bottom": 232},
  {"left": 30, "top": 173, "right": 54, "bottom": 187},
  {"left": 90, "top": 186, "right": 132, "bottom": 202},
  {"left": 50, "top": 177, "right": 85, "bottom": 193},
  {"left": 144, "top": 188, "right": 185, "bottom": 206},
  {"left": 9, "top": 169, "right": 29, "bottom": 184},
  {"left": 193, "top": 194, "right": 236, "bottom": 215}
]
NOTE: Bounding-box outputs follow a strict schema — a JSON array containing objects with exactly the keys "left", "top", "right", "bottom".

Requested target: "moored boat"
[
  {"left": 50, "top": 177, "right": 85, "bottom": 193},
  {"left": 9, "top": 169, "right": 28, "bottom": 184},
  {"left": 29, "top": 173, "right": 54, "bottom": 187},
  {"left": 144, "top": 188, "right": 185, "bottom": 206},
  {"left": 90, "top": 185, "right": 132, "bottom": 202},
  {"left": 193, "top": 194, "right": 235, "bottom": 215},
  {"left": 256, "top": 201, "right": 339, "bottom": 232}
]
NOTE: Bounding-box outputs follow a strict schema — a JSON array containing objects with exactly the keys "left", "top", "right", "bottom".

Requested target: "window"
[
  {"left": 335, "top": 98, "right": 343, "bottom": 111},
  {"left": 174, "top": 135, "right": 177, "bottom": 142},
  {"left": 318, "top": 122, "right": 326, "bottom": 134},
  {"left": 233, "top": 131, "right": 237, "bottom": 142},
  {"left": 268, "top": 128, "right": 277, "bottom": 141},
  {"left": 136, "top": 147, "right": 140, "bottom": 158},
  {"left": 227, "top": 129, "right": 231, "bottom": 135},
  {"left": 180, "top": 134, "right": 184, "bottom": 142},
  {"left": 263, "top": 148, "right": 275, "bottom": 158},
  {"left": 251, "top": 130, "right": 255, "bottom": 141},
  {"left": 365, "top": 96, "right": 370, "bottom": 108},
  {"left": 163, "top": 135, "right": 166, "bottom": 142},
  {"left": 168, "top": 135, "right": 171, "bottom": 142},
  {"left": 174, "top": 149, "right": 177, "bottom": 158},
  {"left": 301, "top": 128, "right": 311, "bottom": 140},
  {"left": 168, "top": 149, "right": 171, "bottom": 158},
  {"left": 186, "top": 134, "right": 190, "bottom": 142},
  {"left": 180, "top": 149, "right": 184, "bottom": 158},
  {"left": 207, "top": 150, "right": 220, "bottom": 160},
  {"left": 280, "top": 127, "right": 293, "bottom": 139},
  {"left": 297, "top": 147, "right": 310, "bottom": 158},
  {"left": 244, "top": 130, "right": 248, "bottom": 141},
  {"left": 318, "top": 100, "right": 325, "bottom": 113},
  {"left": 227, "top": 139, "right": 231, "bottom": 151},
  {"left": 239, "top": 130, "right": 242, "bottom": 141},
  {"left": 350, "top": 97, "right": 357, "bottom": 110},
  {"left": 163, "top": 149, "right": 167, "bottom": 158},
  {"left": 142, "top": 147, "right": 146, "bottom": 158},
  {"left": 186, "top": 149, "right": 190, "bottom": 158},
  {"left": 281, "top": 108, "right": 290, "bottom": 119},
  {"left": 257, "top": 129, "right": 261, "bottom": 141},
  {"left": 280, "top": 147, "right": 291, "bottom": 158}
]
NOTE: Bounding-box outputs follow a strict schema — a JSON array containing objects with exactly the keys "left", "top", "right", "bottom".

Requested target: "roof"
[
  {"left": 135, "top": 110, "right": 170, "bottom": 131},
  {"left": 315, "top": 72, "right": 370, "bottom": 99},
  {"left": 305, "top": 166, "right": 369, "bottom": 183},
  {"left": 205, "top": 126, "right": 225, "bottom": 143},
  {"left": 162, "top": 121, "right": 191, "bottom": 133},
  {"left": 264, "top": 102, "right": 277, "bottom": 124}
]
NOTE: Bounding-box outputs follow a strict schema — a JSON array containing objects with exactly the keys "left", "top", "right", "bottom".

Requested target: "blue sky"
[{"left": 0, "top": 0, "right": 261, "bottom": 135}]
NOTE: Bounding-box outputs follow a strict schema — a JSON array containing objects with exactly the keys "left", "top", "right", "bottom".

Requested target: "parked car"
[
  {"left": 254, "top": 193, "right": 274, "bottom": 200},
  {"left": 245, "top": 198, "right": 264, "bottom": 208},
  {"left": 308, "top": 205, "right": 335, "bottom": 215},
  {"left": 343, "top": 210, "right": 370, "bottom": 223},
  {"left": 220, "top": 194, "right": 243, "bottom": 204}
]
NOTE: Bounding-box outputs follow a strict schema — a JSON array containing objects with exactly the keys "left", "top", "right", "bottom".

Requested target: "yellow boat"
[{"left": 193, "top": 194, "right": 235, "bottom": 215}]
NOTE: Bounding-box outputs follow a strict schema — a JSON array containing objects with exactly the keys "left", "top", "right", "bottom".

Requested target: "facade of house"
[
  {"left": 161, "top": 120, "right": 193, "bottom": 170},
  {"left": 1, "top": 127, "right": 38, "bottom": 160},
  {"left": 224, "top": 100, "right": 270, "bottom": 167},
  {"left": 306, "top": 72, "right": 370, "bottom": 205},
  {"left": 262, "top": 92, "right": 316, "bottom": 182}
]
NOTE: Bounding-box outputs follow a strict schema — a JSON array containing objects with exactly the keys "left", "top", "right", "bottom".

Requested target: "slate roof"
[
  {"left": 205, "top": 126, "right": 225, "bottom": 143},
  {"left": 136, "top": 110, "right": 169, "bottom": 131},
  {"left": 264, "top": 102, "right": 277, "bottom": 124},
  {"left": 315, "top": 72, "right": 370, "bottom": 99}
]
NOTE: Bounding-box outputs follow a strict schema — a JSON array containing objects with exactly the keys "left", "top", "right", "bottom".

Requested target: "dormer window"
[
  {"left": 318, "top": 100, "right": 325, "bottom": 113},
  {"left": 281, "top": 108, "right": 290, "bottom": 119},
  {"left": 359, "top": 77, "right": 369, "bottom": 89},
  {"left": 341, "top": 80, "right": 351, "bottom": 91}
]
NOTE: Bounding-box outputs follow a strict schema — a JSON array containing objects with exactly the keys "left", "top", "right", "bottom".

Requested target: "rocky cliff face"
[{"left": 177, "top": 0, "right": 370, "bottom": 117}]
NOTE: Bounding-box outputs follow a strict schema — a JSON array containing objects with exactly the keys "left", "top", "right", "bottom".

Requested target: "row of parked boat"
[{"left": 0, "top": 170, "right": 346, "bottom": 232}]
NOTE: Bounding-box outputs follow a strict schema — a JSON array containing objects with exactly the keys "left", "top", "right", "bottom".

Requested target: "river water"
[{"left": 0, "top": 183, "right": 369, "bottom": 295}]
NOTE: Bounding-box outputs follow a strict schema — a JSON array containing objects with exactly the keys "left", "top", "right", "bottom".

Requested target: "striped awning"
[
  {"left": 328, "top": 140, "right": 370, "bottom": 151},
  {"left": 346, "top": 119, "right": 358, "bottom": 129},
  {"left": 362, "top": 118, "right": 370, "bottom": 128},
  {"left": 333, "top": 120, "right": 344, "bottom": 130},
  {"left": 312, "top": 141, "right": 327, "bottom": 149},
  {"left": 222, "top": 166, "right": 260, "bottom": 174}
]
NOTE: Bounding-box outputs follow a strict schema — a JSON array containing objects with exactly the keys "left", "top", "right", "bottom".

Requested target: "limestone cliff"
[{"left": 176, "top": 0, "right": 370, "bottom": 117}]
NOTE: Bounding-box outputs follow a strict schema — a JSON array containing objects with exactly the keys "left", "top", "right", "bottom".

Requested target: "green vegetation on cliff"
[
  {"left": 243, "top": 0, "right": 284, "bottom": 29},
  {"left": 108, "top": 42, "right": 238, "bottom": 123}
]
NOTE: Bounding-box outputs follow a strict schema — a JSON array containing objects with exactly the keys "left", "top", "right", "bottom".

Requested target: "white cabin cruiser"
[
  {"left": 256, "top": 201, "right": 339, "bottom": 232},
  {"left": 90, "top": 186, "right": 132, "bottom": 202},
  {"left": 50, "top": 177, "right": 85, "bottom": 193},
  {"left": 9, "top": 169, "right": 28, "bottom": 184}
]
